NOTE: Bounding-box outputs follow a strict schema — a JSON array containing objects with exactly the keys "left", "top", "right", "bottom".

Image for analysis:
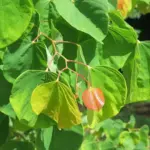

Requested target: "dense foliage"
[{"left": 0, "top": 0, "right": 150, "bottom": 149}]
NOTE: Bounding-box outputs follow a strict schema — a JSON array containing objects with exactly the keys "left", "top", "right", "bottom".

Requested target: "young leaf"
[
  {"left": 82, "top": 87, "right": 105, "bottom": 111},
  {"left": 31, "top": 81, "right": 81, "bottom": 129}
]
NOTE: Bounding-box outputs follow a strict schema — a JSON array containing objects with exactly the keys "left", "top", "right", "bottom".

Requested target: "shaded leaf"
[
  {"left": 0, "top": 141, "right": 34, "bottom": 150},
  {"left": 0, "top": 70, "right": 12, "bottom": 107},
  {"left": 53, "top": 0, "right": 109, "bottom": 42},
  {"left": 0, "top": 114, "right": 9, "bottom": 147},
  {"left": 3, "top": 40, "right": 47, "bottom": 83},
  {"left": 50, "top": 125, "right": 83, "bottom": 150}
]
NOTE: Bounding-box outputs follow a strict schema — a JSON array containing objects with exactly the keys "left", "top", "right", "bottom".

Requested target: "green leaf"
[
  {"left": 0, "top": 114, "right": 9, "bottom": 147},
  {"left": 31, "top": 81, "right": 81, "bottom": 129},
  {"left": 50, "top": 125, "right": 83, "bottom": 150},
  {"left": 75, "top": 45, "right": 87, "bottom": 76},
  {"left": 36, "top": 127, "right": 53, "bottom": 150},
  {"left": 0, "top": 50, "right": 4, "bottom": 61},
  {"left": 3, "top": 40, "right": 47, "bottom": 83},
  {"left": 95, "top": 119, "right": 125, "bottom": 140},
  {"left": 0, "top": 0, "right": 33, "bottom": 48},
  {"left": 80, "top": 38, "right": 98, "bottom": 67},
  {"left": 98, "top": 11, "right": 137, "bottom": 69},
  {"left": 109, "top": 11, "right": 134, "bottom": 29},
  {"left": 108, "top": 0, "right": 117, "bottom": 11},
  {"left": 34, "top": 0, "right": 50, "bottom": 33},
  {"left": 99, "top": 139, "right": 116, "bottom": 150},
  {"left": 87, "top": 66, "right": 127, "bottom": 127},
  {"left": 0, "top": 141, "right": 34, "bottom": 150},
  {"left": 126, "top": 115, "right": 136, "bottom": 129},
  {"left": 12, "top": 114, "right": 55, "bottom": 131},
  {"left": 139, "top": 125, "right": 149, "bottom": 145},
  {"left": 119, "top": 131, "right": 135, "bottom": 150},
  {"left": 10, "top": 70, "right": 57, "bottom": 127},
  {"left": 80, "top": 133, "right": 99, "bottom": 150},
  {"left": 0, "top": 69, "right": 12, "bottom": 107},
  {"left": 123, "top": 41, "right": 150, "bottom": 103},
  {"left": 53, "top": 0, "right": 109, "bottom": 42},
  {"left": 0, "top": 103, "right": 16, "bottom": 119},
  {"left": 136, "top": 0, "right": 150, "bottom": 14}
]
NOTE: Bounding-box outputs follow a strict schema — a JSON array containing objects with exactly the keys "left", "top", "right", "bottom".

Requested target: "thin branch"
[
  {"left": 55, "top": 40, "right": 79, "bottom": 47},
  {"left": 67, "top": 59, "right": 90, "bottom": 68},
  {"left": 57, "top": 67, "right": 68, "bottom": 81}
]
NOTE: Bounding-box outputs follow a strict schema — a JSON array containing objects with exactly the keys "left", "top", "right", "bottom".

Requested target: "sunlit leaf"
[
  {"left": 0, "top": 0, "right": 33, "bottom": 48},
  {"left": 10, "top": 70, "right": 58, "bottom": 127},
  {"left": 87, "top": 66, "right": 127, "bottom": 127},
  {"left": 31, "top": 81, "right": 81, "bottom": 129},
  {"left": 123, "top": 41, "right": 150, "bottom": 103}
]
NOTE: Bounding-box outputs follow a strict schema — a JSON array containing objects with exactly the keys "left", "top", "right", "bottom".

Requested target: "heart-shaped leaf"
[
  {"left": 31, "top": 81, "right": 81, "bottom": 129},
  {"left": 10, "top": 70, "right": 58, "bottom": 127},
  {"left": 87, "top": 66, "right": 127, "bottom": 127}
]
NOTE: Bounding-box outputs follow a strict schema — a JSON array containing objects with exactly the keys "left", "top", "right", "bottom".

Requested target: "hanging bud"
[{"left": 82, "top": 87, "right": 105, "bottom": 111}]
